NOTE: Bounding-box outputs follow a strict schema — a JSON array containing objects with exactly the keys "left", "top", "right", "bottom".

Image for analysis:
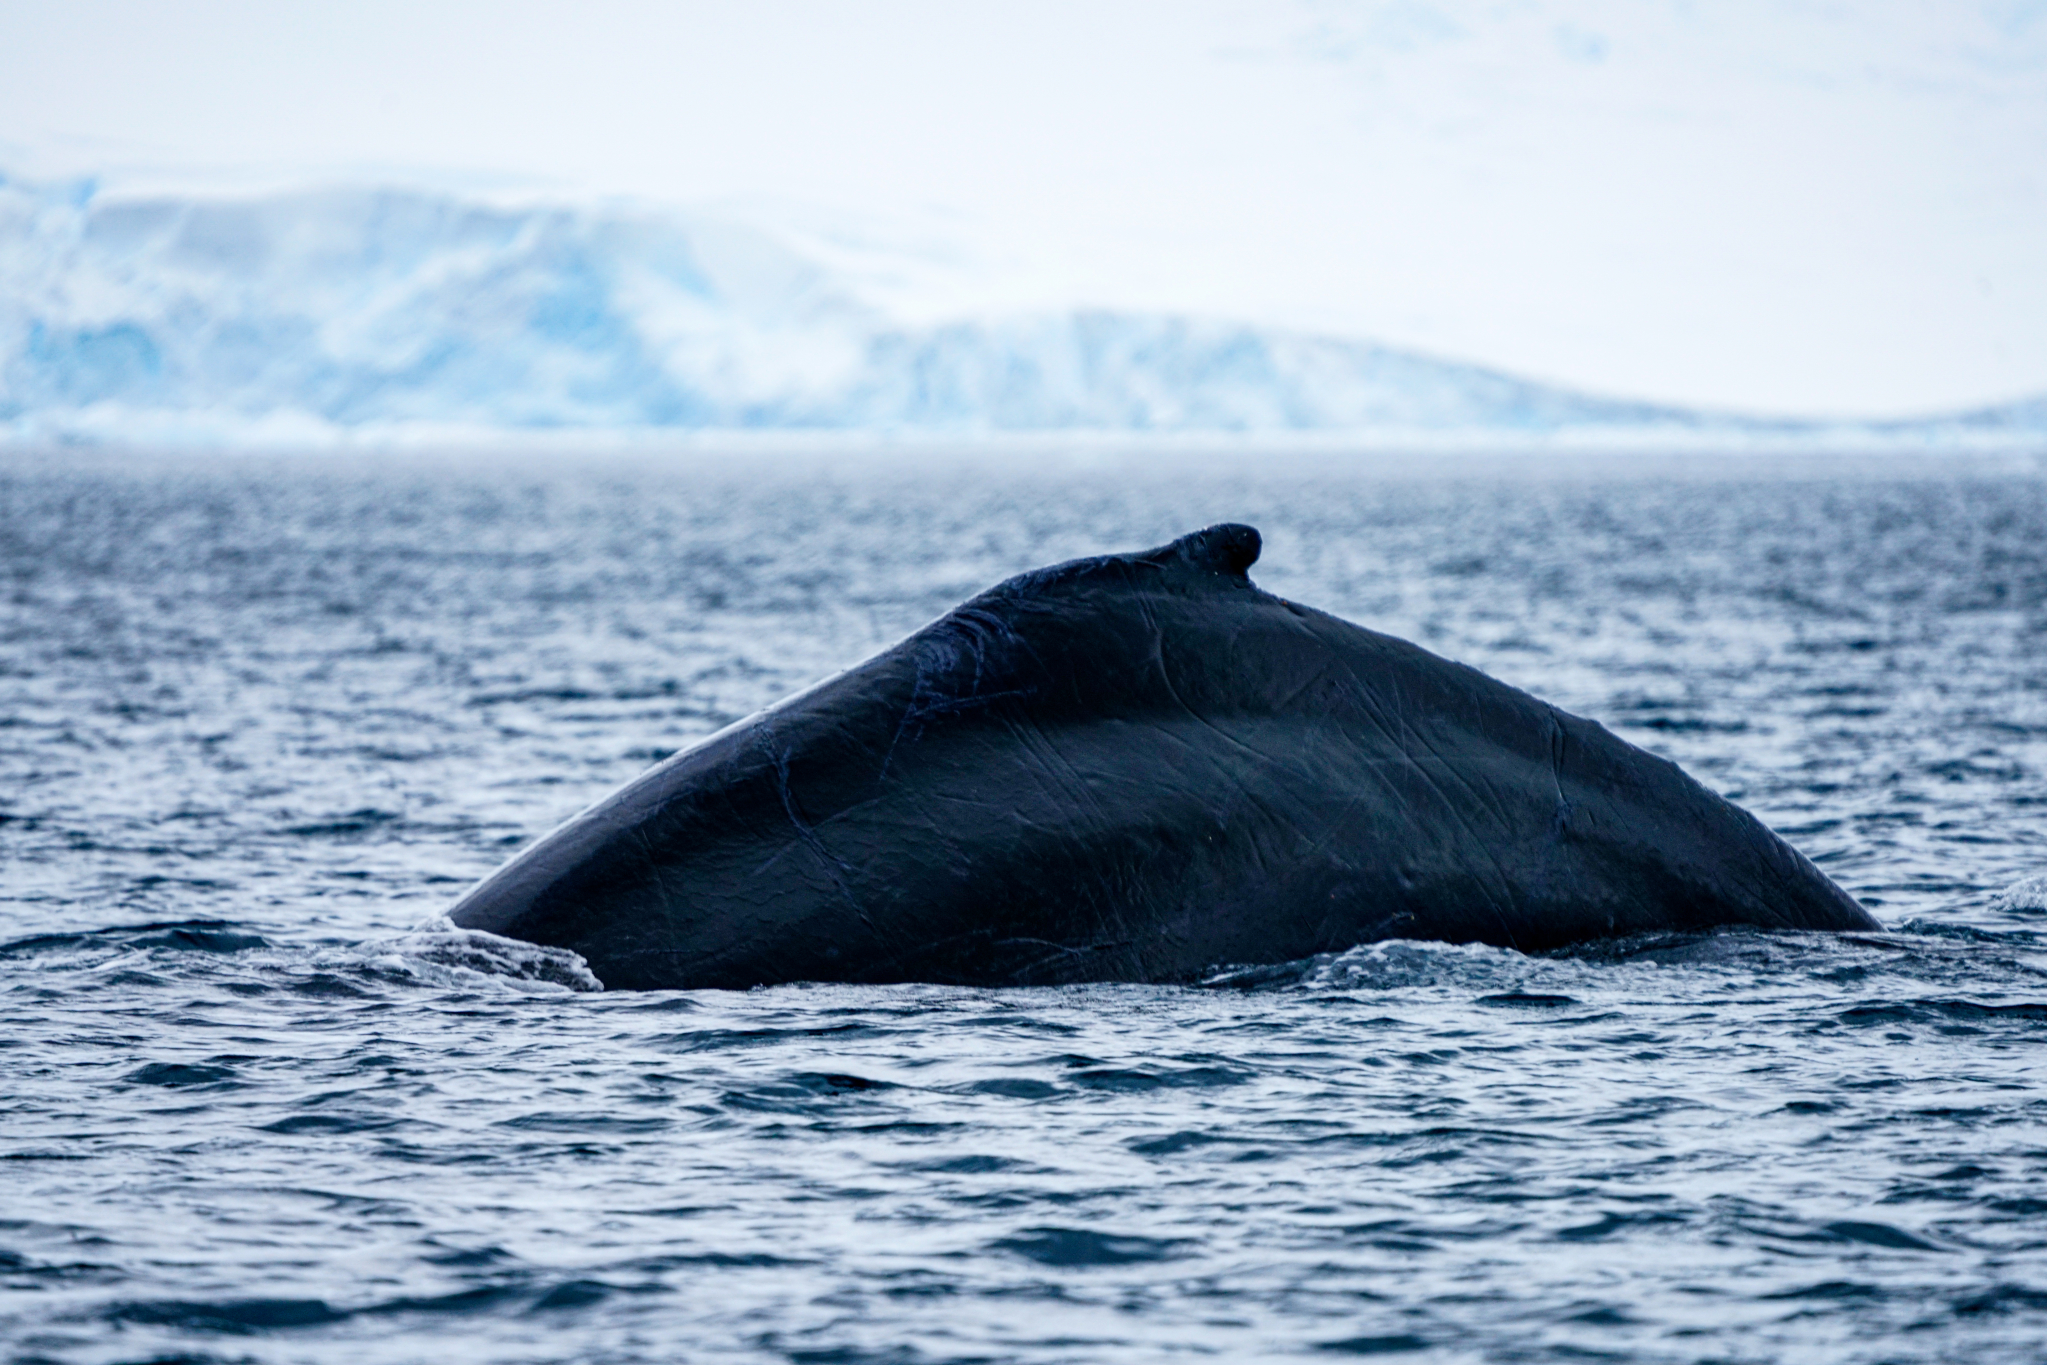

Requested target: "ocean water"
[{"left": 3, "top": 446, "right": 2045, "bottom": 1365}]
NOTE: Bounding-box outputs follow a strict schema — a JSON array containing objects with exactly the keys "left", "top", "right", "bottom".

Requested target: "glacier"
[{"left": 1, "top": 173, "right": 2039, "bottom": 448}]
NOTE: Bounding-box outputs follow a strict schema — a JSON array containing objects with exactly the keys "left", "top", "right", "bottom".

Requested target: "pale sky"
[{"left": 2, "top": 0, "right": 2042, "bottom": 418}]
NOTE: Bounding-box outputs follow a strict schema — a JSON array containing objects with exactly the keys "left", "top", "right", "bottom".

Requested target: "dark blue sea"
[{"left": 4, "top": 446, "right": 2046, "bottom": 1365}]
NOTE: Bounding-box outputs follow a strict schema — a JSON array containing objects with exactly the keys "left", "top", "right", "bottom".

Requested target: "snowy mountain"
[{"left": 0, "top": 175, "right": 2037, "bottom": 447}]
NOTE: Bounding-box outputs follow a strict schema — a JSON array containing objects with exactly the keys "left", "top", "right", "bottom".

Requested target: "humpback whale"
[{"left": 450, "top": 524, "right": 1878, "bottom": 989}]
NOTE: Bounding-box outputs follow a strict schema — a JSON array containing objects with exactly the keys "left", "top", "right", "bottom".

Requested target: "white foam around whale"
[
  {"left": 1988, "top": 874, "right": 2047, "bottom": 914},
  {"left": 368, "top": 917, "right": 606, "bottom": 992}
]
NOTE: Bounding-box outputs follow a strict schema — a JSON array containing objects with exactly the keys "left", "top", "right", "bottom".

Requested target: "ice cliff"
[{"left": 0, "top": 175, "right": 2034, "bottom": 446}]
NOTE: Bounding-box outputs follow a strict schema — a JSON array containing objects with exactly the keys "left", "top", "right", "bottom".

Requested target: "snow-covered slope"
[{"left": 1, "top": 175, "right": 2036, "bottom": 447}]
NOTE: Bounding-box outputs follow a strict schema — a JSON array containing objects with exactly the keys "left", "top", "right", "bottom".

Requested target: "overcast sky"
[{"left": 2, "top": 0, "right": 2041, "bottom": 418}]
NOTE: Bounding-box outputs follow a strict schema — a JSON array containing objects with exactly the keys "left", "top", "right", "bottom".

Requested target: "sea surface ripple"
[{"left": 3, "top": 448, "right": 2045, "bottom": 1364}]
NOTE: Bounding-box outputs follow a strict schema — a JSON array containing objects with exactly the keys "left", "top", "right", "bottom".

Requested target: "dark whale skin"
[{"left": 449, "top": 523, "right": 1879, "bottom": 989}]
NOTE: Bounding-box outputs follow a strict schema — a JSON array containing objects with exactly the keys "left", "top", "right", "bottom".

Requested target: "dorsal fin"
[{"left": 1140, "top": 523, "right": 1261, "bottom": 579}]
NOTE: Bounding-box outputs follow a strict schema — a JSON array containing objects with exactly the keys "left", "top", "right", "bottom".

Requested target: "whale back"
[{"left": 449, "top": 523, "right": 1876, "bottom": 988}]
